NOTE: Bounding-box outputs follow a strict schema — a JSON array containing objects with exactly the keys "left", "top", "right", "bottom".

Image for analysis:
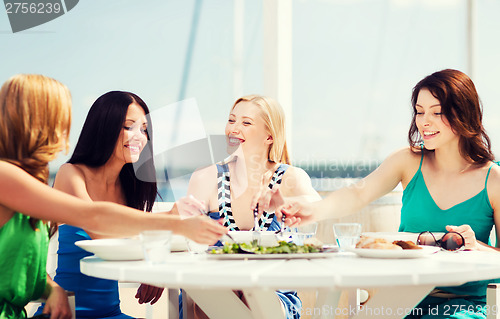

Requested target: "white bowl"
[
  {"left": 171, "top": 234, "right": 189, "bottom": 252},
  {"left": 76, "top": 234, "right": 189, "bottom": 260},
  {"left": 76, "top": 238, "right": 144, "bottom": 261},
  {"left": 227, "top": 231, "right": 279, "bottom": 247}
]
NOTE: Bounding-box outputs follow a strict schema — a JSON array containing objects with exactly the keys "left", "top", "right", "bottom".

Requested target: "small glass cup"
[
  {"left": 290, "top": 223, "right": 318, "bottom": 245},
  {"left": 333, "top": 223, "right": 362, "bottom": 252},
  {"left": 140, "top": 230, "right": 172, "bottom": 264}
]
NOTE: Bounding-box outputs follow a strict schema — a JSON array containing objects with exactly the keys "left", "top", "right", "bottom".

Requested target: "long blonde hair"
[
  {"left": 232, "top": 95, "right": 290, "bottom": 164},
  {"left": 0, "top": 74, "right": 72, "bottom": 184}
]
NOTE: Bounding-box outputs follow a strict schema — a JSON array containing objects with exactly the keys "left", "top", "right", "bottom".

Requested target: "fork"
[
  {"left": 275, "top": 210, "right": 286, "bottom": 235},
  {"left": 252, "top": 204, "right": 260, "bottom": 245},
  {"left": 223, "top": 233, "right": 236, "bottom": 243},
  {"left": 197, "top": 207, "right": 237, "bottom": 243}
]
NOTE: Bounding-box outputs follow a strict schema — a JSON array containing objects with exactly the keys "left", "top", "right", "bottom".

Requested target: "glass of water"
[
  {"left": 290, "top": 222, "right": 318, "bottom": 245},
  {"left": 140, "top": 230, "right": 172, "bottom": 264},
  {"left": 333, "top": 223, "right": 361, "bottom": 252}
]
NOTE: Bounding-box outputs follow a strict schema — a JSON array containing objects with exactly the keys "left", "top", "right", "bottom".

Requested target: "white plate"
[
  {"left": 207, "top": 251, "right": 337, "bottom": 260},
  {"left": 76, "top": 235, "right": 188, "bottom": 261},
  {"left": 350, "top": 246, "right": 440, "bottom": 259},
  {"left": 76, "top": 238, "right": 144, "bottom": 261}
]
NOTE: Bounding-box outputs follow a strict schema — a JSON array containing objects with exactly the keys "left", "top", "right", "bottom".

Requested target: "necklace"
[{"left": 459, "top": 163, "right": 473, "bottom": 174}]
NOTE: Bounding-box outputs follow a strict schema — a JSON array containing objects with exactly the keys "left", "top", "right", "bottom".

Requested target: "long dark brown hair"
[
  {"left": 408, "top": 69, "right": 493, "bottom": 164},
  {"left": 69, "top": 91, "right": 158, "bottom": 212}
]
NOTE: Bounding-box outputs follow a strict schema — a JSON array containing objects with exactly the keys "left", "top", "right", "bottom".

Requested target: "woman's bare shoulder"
[
  {"left": 54, "top": 163, "right": 89, "bottom": 194},
  {"left": 387, "top": 146, "right": 421, "bottom": 161},
  {"left": 486, "top": 163, "right": 500, "bottom": 212},
  {"left": 486, "top": 163, "right": 500, "bottom": 189},
  {"left": 0, "top": 161, "right": 39, "bottom": 181},
  {"left": 0, "top": 160, "right": 17, "bottom": 171},
  {"left": 374, "top": 147, "right": 423, "bottom": 186},
  {"left": 57, "top": 163, "right": 86, "bottom": 176},
  {"left": 282, "top": 165, "right": 310, "bottom": 181},
  {"left": 190, "top": 164, "right": 217, "bottom": 181},
  {"left": 383, "top": 147, "right": 422, "bottom": 169},
  {"left": 278, "top": 164, "right": 321, "bottom": 198}
]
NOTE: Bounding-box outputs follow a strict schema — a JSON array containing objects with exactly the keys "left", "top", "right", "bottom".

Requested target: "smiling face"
[
  {"left": 225, "top": 101, "right": 273, "bottom": 156},
  {"left": 415, "top": 88, "right": 458, "bottom": 150},
  {"left": 111, "top": 102, "right": 148, "bottom": 164}
]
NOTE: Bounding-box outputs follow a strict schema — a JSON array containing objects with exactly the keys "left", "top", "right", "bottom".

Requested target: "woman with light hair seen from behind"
[
  {"left": 183, "top": 94, "right": 321, "bottom": 319},
  {"left": 0, "top": 74, "right": 227, "bottom": 319}
]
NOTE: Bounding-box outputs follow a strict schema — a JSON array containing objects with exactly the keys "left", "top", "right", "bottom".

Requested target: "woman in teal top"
[
  {"left": 400, "top": 151, "right": 496, "bottom": 318},
  {"left": 257, "top": 69, "right": 500, "bottom": 319}
]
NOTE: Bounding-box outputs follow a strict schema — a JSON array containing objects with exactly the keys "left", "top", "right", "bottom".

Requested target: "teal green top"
[
  {"left": 399, "top": 152, "right": 495, "bottom": 297},
  {"left": 0, "top": 213, "right": 48, "bottom": 319}
]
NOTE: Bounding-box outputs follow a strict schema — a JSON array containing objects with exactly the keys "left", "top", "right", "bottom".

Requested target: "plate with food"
[
  {"left": 207, "top": 239, "right": 338, "bottom": 260},
  {"left": 350, "top": 235, "right": 440, "bottom": 258}
]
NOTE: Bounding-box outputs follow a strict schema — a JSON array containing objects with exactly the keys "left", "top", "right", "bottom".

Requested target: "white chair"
[
  {"left": 487, "top": 284, "right": 500, "bottom": 319},
  {"left": 25, "top": 229, "right": 75, "bottom": 319}
]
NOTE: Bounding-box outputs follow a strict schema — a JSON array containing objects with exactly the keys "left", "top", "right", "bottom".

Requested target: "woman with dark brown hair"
[
  {"left": 0, "top": 74, "right": 227, "bottom": 319},
  {"left": 257, "top": 69, "right": 500, "bottom": 318}
]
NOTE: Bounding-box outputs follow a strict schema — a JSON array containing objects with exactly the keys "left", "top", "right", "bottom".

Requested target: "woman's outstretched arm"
[{"left": 0, "top": 161, "right": 227, "bottom": 243}]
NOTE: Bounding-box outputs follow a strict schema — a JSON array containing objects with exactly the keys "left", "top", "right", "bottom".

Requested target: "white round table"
[{"left": 81, "top": 250, "right": 500, "bottom": 319}]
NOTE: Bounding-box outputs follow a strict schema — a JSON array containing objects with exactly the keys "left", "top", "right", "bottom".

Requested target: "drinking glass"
[
  {"left": 333, "top": 223, "right": 361, "bottom": 251},
  {"left": 290, "top": 223, "right": 318, "bottom": 245},
  {"left": 140, "top": 230, "right": 172, "bottom": 264}
]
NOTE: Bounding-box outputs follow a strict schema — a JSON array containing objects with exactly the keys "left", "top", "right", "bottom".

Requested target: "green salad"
[{"left": 209, "top": 240, "right": 323, "bottom": 255}]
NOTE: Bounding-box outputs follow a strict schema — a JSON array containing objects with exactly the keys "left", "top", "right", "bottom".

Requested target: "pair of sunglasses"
[{"left": 417, "top": 231, "right": 465, "bottom": 251}]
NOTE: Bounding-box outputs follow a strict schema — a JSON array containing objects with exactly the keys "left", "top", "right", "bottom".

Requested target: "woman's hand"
[
  {"left": 42, "top": 278, "right": 72, "bottom": 319},
  {"left": 179, "top": 215, "right": 227, "bottom": 244},
  {"left": 446, "top": 225, "right": 479, "bottom": 250},
  {"left": 175, "top": 195, "right": 207, "bottom": 218},
  {"left": 276, "top": 200, "right": 317, "bottom": 227},
  {"left": 251, "top": 170, "right": 286, "bottom": 217},
  {"left": 251, "top": 185, "right": 285, "bottom": 217},
  {"left": 135, "top": 284, "right": 164, "bottom": 305}
]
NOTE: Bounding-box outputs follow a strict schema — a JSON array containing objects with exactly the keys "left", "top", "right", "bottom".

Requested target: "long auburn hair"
[
  {"left": 232, "top": 95, "right": 290, "bottom": 164},
  {"left": 0, "top": 74, "right": 72, "bottom": 230},
  {"left": 68, "top": 91, "right": 158, "bottom": 212},
  {"left": 408, "top": 69, "right": 493, "bottom": 164}
]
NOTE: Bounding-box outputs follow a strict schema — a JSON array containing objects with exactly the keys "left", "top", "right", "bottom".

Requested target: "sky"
[{"left": 1, "top": 0, "right": 500, "bottom": 176}]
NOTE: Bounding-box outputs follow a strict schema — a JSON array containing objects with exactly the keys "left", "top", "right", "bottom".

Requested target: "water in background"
[
  {"left": 155, "top": 177, "right": 404, "bottom": 202},
  {"left": 50, "top": 163, "right": 384, "bottom": 202}
]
